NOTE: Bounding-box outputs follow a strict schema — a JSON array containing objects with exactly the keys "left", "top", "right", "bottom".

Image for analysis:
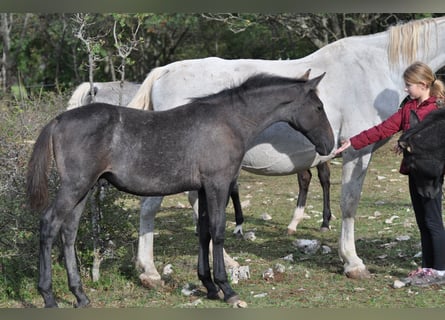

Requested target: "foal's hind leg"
[
  {"left": 38, "top": 204, "right": 65, "bottom": 307},
  {"left": 38, "top": 186, "right": 88, "bottom": 308},
  {"left": 60, "top": 194, "right": 90, "bottom": 307}
]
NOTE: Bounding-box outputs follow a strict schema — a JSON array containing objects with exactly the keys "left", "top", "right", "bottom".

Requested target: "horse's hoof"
[
  {"left": 139, "top": 273, "right": 164, "bottom": 289},
  {"left": 75, "top": 303, "right": 90, "bottom": 308},
  {"left": 345, "top": 268, "right": 371, "bottom": 279},
  {"left": 44, "top": 302, "right": 59, "bottom": 308},
  {"left": 287, "top": 228, "right": 296, "bottom": 235},
  {"left": 234, "top": 232, "right": 243, "bottom": 239},
  {"left": 207, "top": 290, "right": 223, "bottom": 300},
  {"left": 319, "top": 226, "right": 330, "bottom": 232},
  {"left": 233, "top": 226, "right": 243, "bottom": 237},
  {"left": 226, "top": 295, "right": 247, "bottom": 308},
  {"left": 74, "top": 299, "right": 91, "bottom": 308}
]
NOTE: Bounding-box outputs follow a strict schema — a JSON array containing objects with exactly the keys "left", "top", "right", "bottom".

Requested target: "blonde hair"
[{"left": 403, "top": 61, "right": 445, "bottom": 105}]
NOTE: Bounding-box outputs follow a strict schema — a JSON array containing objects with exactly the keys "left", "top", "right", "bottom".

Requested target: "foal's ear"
[
  {"left": 409, "top": 110, "right": 420, "bottom": 127},
  {"left": 306, "top": 72, "right": 326, "bottom": 90},
  {"left": 301, "top": 69, "right": 311, "bottom": 80}
]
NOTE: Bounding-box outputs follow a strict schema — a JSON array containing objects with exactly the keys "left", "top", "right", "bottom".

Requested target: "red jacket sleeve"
[{"left": 350, "top": 109, "right": 403, "bottom": 150}]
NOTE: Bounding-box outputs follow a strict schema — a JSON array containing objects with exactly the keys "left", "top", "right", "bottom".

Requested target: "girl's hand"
[{"left": 335, "top": 139, "right": 351, "bottom": 155}]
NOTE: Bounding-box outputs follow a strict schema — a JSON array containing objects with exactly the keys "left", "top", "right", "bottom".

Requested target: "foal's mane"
[
  {"left": 388, "top": 17, "right": 443, "bottom": 67},
  {"left": 191, "top": 73, "right": 307, "bottom": 103}
]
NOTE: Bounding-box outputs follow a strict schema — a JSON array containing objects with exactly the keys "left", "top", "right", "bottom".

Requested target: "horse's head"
[
  {"left": 398, "top": 110, "right": 445, "bottom": 198},
  {"left": 287, "top": 72, "right": 335, "bottom": 156}
]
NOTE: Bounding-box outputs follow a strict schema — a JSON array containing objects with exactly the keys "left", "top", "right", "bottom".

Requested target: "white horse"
[
  {"left": 67, "top": 81, "right": 140, "bottom": 110},
  {"left": 126, "top": 17, "right": 445, "bottom": 284}
]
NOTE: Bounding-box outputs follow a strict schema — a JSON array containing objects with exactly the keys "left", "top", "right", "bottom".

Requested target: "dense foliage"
[{"left": 1, "top": 13, "right": 439, "bottom": 98}]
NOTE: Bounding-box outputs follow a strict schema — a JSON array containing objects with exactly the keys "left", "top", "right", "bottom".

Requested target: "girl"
[{"left": 336, "top": 61, "right": 445, "bottom": 286}]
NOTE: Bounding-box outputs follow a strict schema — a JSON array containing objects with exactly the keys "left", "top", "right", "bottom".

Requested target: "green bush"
[{"left": 0, "top": 94, "right": 142, "bottom": 304}]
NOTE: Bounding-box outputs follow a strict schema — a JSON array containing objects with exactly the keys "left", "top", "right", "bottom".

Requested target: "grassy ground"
[{"left": 1, "top": 100, "right": 445, "bottom": 308}]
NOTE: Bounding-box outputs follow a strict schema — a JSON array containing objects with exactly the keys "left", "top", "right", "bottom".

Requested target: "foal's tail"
[
  {"left": 126, "top": 66, "right": 168, "bottom": 111},
  {"left": 26, "top": 120, "right": 56, "bottom": 211}
]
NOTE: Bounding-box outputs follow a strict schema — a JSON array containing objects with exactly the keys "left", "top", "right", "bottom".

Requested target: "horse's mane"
[
  {"left": 388, "top": 17, "right": 441, "bottom": 67},
  {"left": 191, "top": 73, "right": 307, "bottom": 103}
]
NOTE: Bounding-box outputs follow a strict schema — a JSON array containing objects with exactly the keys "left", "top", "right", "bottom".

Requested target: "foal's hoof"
[
  {"left": 226, "top": 295, "right": 247, "bottom": 308},
  {"left": 319, "top": 226, "right": 330, "bottom": 233},
  {"left": 74, "top": 299, "right": 91, "bottom": 308},
  {"left": 207, "top": 290, "right": 224, "bottom": 300},
  {"left": 139, "top": 273, "right": 164, "bottom": 289},
  {"left": 287, "top": 228, "right": 296, "bottom": 235}
]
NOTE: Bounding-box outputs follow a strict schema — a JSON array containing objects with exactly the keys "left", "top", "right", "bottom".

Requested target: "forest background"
[{"left": 2, "top": 13, "right": 444, "bottom": 97}]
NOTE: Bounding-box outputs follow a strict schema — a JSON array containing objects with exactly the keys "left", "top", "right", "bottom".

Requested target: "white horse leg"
[
  {"left": 188, "top": 191, "right": 199, "bottom": 232},
  {"left": 287, "top": 205, "right": 307, "bottom": 234},
  {"left": 188, "top": 191, "right": 240, "bottom": 269},
  {"left": 287, "top": 170, "right": 311, "bottom": 234},
  {"left": 137, "top": 196, "right": 164, "bottom": 288},
  {"left": 339, "top": 151, "right": 372, "bottom": 279}
]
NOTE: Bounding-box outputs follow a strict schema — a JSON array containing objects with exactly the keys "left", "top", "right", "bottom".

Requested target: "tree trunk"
[{"left": 0, "top": 13, "right": 12, "bottom": 93}]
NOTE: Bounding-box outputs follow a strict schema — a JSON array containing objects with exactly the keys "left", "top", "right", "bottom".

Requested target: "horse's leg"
[
  {"left": 231, "top": 183, "right": 244, "bottom": 236},
  {"left": 287, "top": 169, "right": 312, "bottom": 234},
  {"left": 196, "top": 188, "right": 220, "bottom": 300},
  {"left": 38, "top": 186, "right": 87, "bottom": 307},
  {"left": 90, "top": 183, "right": 103, "bottom": 282},
  {"left": 188, "top": 191, "right": 199, "bottom": 233},
  {"left": 203, "top": 183, "right": 244, "bottom": 307},
  {"left": 317, "top": 162, "right": 332, "bottom": 232},
  {"left": 60, "top": 193, "right": 90, "bottom": 307},
  {"left": 188, "top": 191, "right": 239, "bottom": 269},
  {"left": 38, "top": 203, "right": 64, "bottom": 307},
  {"left": 137, "top": 196, "right": 164, "bottom": 288},
  {"left": 339, "top": 151, "right": 372, "bottom": 279}
]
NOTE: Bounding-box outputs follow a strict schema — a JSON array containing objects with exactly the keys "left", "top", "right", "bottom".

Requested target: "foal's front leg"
[
  {"left": 197, "top": 189, "right": 220, "bottom": 300},
  {"left": 200, "top": 186, "right": 246, "bottom": 307},
  {"left": 188, "top": 191, "right": 240, "bottom": 268}
]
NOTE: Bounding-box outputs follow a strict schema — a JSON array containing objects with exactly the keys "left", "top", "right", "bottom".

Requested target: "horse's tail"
[
  {"left": 126, "top": 67, "right": 169, "bottom": 111},
  {"left": 67, "top": 82, "right": 91, "bottom": 110},
  {"left": 26, "top": 119, "right": 56, "bottom": 211}
]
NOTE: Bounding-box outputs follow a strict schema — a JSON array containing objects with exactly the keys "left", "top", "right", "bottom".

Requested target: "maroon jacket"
[{"left": 350, "top": 96, "right": 439, "bottom": 174}]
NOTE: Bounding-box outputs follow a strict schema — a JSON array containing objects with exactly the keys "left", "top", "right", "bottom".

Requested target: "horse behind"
[
  {"left": 67, "top": 81, "right": 140, "bottom": 109},
  {"left": 27, "top": 72, "right": 334, "bottom": 308}
]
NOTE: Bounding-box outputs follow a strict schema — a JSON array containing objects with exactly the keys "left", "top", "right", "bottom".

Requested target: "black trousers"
[{"left": 409, "top": 174, "right": 445, "bottom": 270}]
